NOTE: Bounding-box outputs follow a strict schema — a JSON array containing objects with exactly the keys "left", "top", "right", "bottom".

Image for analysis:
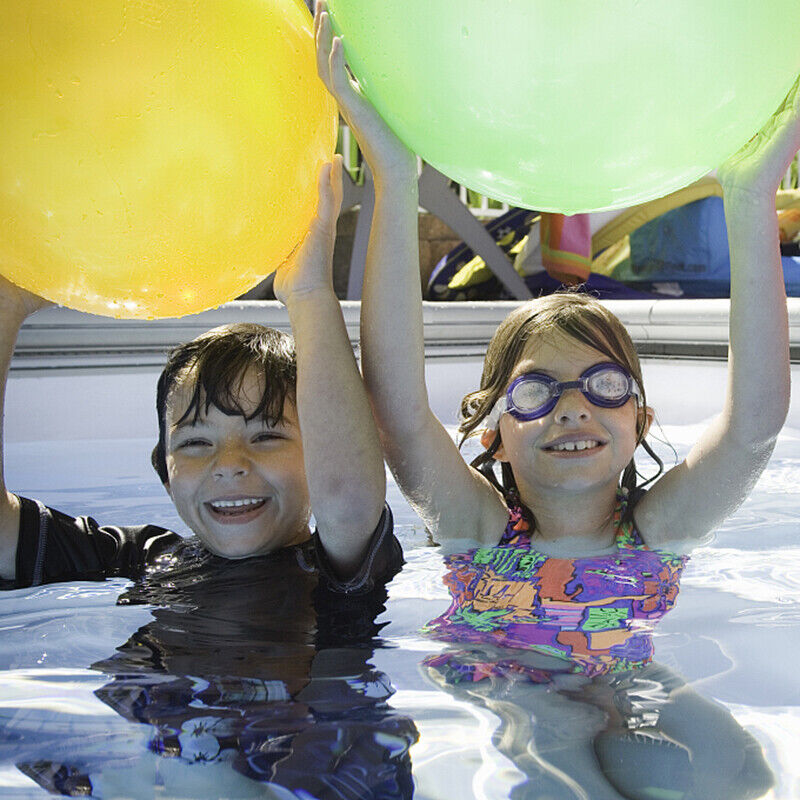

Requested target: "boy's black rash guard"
[{"left": 2, "top": 495, "right": 402, "bottom": 594}]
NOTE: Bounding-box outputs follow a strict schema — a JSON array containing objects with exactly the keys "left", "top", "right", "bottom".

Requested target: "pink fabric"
[{"left": 540, "top": 213, "right": 592, "bottom": 284}]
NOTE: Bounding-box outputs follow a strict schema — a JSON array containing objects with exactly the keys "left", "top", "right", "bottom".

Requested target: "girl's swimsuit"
[{"left": 423, "top": 493, "right": 688, "bottom": 684}]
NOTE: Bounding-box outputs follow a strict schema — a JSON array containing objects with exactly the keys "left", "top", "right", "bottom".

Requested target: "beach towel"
[{"left": 540, "top": 212, "right": 592, "bottom": 284}]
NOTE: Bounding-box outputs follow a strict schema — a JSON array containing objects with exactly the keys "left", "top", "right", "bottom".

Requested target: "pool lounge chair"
[{"left": 425, "top": 177, "right": 800, "bottom": 301}]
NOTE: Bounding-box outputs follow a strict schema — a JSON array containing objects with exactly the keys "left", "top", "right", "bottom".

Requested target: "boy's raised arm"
[
  {"left": 0, "top": 278, "right": 52, "bottom": 579},
  {"left": 273, "top": 157, "right": 386, "bottom": 578}
]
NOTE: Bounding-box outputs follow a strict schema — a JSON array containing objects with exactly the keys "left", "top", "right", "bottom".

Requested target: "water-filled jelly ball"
[
  {"left": 0, "top": 0, "right": 337, "bottom": 318},
  {"left": 328, "top": 0, "right": 800, "bottom": 213}
]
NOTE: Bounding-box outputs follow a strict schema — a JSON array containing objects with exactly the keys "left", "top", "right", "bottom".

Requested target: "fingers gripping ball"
[
  {"left": 0, "top": 0, "right": 337, "bottom": 318},
  {"left": 327, "top": 0, "right": 800, "bottom": 214}
]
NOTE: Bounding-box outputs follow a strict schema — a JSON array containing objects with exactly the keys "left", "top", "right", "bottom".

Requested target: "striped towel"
[{"left": 540, "top": 213, "right": 592, "bottom": 284}]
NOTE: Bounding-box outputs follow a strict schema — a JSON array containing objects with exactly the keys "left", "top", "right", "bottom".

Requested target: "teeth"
[
  {"left": 210, "top": 498, "right": 265, "bottom": 510},
  {"left": 550, "top": 440, "right": 599, "bottom": 452}
]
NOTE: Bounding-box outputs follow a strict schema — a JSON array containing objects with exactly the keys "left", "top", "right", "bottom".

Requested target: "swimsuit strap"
[{"left": 613, "top": 489, "right": 648, "bottom": 549}]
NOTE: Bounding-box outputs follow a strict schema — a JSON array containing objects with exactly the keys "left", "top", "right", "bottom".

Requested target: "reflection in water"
[
  {"left": 0, "top": 526, "right": 788, "bottom": 799},
  {"left": 417, "top": 495, "right": 774, "bottom": 799},
  {"left": 423, "top": 658, "right": 774, "bottom": 800},
  {"left": 7, "top": 547, "right": 418, "bottom": 798}
]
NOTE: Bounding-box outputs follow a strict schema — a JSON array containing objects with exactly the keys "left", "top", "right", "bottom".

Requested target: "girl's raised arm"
[
  {"left": 315, "top": 5, "right": 508, "bottom": 545},
  {"left": 635, "top": 76, "right": 800, "bottom": 550}
]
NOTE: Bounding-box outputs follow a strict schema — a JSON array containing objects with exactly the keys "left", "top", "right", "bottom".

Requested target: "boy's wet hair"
[
  {"left": 151, "top": 323, "right": 296, "bottom": 485},
  {"left": 461, "top": 291, "right": 662, "bottom": 504}
]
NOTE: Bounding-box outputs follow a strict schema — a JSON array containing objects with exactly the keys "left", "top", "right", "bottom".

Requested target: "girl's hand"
[
  {"left": 0, "top": 274, "right": 53, "bottom": 321},
  {"left": 718, "top": 74, "right": 800, "bottom": 202},
  {"left": 315, "top": 1, "right": 417, "bottom": 183},
  {"left": 273, "top": 156, "right": 343, "bottom": 305}
]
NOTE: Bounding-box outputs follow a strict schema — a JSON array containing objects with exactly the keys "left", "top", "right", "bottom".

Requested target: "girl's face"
[{"left": 493, "top": 332, "right": 650, "bottom": 500}]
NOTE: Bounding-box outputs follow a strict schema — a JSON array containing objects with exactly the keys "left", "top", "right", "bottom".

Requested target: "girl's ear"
[
  {"left": 480, "top": 428, "right": 507, "bottom": 461},
  {"left": 480, "top": 429, "right": 495, "bottom": 450},
  {"left": 639, "top": 405, "right": 655, "bottom": 441}
]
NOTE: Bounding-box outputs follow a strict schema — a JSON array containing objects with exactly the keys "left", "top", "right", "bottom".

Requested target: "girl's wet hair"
[
  {"left": 460, "top": 291, "right": 663, "bottom": 506},
  {"left": 151, "top": 323, "right": 296, "bottom": 484}
]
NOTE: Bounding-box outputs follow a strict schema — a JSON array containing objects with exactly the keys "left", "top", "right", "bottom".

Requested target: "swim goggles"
[{"left": 485, "top": 362, "right": 642, "bottom": 430}]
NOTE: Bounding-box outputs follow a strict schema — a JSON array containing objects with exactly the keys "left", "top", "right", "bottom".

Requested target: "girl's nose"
[{"left": 553, "top": 388, "right": 591, "bottom": 424}]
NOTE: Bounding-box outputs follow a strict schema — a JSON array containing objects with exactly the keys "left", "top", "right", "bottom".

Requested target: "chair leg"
[{"left": 418, "top": 165, "right": 532, "bottom": 300}]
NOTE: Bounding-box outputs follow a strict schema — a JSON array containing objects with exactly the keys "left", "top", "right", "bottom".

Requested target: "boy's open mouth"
[{"left": 206, "top": 497, "right": 269, "bottom": 522}]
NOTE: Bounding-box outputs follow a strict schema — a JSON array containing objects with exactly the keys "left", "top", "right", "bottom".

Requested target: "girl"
[
  {"left": 315, "top": 4, "right": 797, "bottom": 797},
  {"left": 314, "top": 1, "right": 797, "bottom": 571}
]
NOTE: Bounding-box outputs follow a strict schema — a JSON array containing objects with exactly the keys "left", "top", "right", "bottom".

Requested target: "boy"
[
  {"left": 0, "top": 159, "right": 417, "bottom": 796},
  {"left": 0, "top": 156, "right": 402, "bottom": 594}
]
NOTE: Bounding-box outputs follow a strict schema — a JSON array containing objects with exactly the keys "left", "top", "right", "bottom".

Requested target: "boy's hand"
[
  {"left": 718, "top": 74, "right": 800, "bottom": 202},
  {"left": 0, "top": 274, "right": 53, "bottom": 321},
  {"left": 273, "top": 156, "right": 343, "bottom": 305},
  {"left": 315, "top": 1, "right": 417, "bottom": 184}
]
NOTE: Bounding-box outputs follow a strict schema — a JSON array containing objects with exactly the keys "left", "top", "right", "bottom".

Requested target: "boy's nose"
[
  {"left": 212, "top": 446, "right": 250, "bottom": 479},
  {"left": 553, "top": 388, "right": 591, "bottom": 424}
]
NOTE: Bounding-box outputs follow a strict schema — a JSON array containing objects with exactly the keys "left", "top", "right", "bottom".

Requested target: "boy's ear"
[{"left": 151, "top": 444, "right": 171, "bottom": 490}]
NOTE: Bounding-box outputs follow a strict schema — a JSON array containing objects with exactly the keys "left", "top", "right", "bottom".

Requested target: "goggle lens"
[
  {"left": 586, "top": 367, "right": 630, "bottom": 403},
  {"left": 509, "top": 378, "right": 553, "bottom": 411}
]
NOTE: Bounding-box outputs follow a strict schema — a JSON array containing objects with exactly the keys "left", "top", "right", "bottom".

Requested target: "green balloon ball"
[{"left": 327, "top": 0, "right": 800, "bottom": 213}]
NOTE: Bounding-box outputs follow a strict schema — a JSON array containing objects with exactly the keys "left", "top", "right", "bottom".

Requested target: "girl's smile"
[{"left": 541, "top": 435, "right": 607, "bottom": 455}]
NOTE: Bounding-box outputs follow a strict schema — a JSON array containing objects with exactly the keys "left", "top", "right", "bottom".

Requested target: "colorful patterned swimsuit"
[{"left": 423, "top": 494, "right": 688, "bottom": 684}]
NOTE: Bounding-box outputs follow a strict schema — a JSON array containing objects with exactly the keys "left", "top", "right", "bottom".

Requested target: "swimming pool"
[{"left": 2, "top": 303, "right": 800, "bottom": 799}]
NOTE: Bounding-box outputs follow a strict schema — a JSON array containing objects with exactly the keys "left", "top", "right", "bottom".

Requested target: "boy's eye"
[
  {"left": 253, "top": 431, "right": 283, "bottom": 443},
  {"left": 178, "top": 438, "right": 211, "bottom": 449}
]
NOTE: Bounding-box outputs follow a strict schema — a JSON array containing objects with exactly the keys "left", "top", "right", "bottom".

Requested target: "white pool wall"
[{"left": 8, "top": 299, "right": 800, "bottom": 442}]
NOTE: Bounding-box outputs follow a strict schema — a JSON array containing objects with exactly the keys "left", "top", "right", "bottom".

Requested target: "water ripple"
[{"left": 683, "top": 547, "right": 800, "bottom": 608}]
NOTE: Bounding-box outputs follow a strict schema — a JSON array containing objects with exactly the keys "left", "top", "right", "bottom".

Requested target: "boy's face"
[{"left": 163, "top": 367, "right": 311, "bottom": 559}]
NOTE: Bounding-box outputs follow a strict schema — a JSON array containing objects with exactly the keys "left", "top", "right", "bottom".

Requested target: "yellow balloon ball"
[{"left": 0, "top": 0, "right": 337, "bottom": 318}]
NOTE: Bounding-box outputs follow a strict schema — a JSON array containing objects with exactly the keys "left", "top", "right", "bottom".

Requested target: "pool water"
[{"left": 1, "top": 359, "right": 799, "bottom": 799}]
